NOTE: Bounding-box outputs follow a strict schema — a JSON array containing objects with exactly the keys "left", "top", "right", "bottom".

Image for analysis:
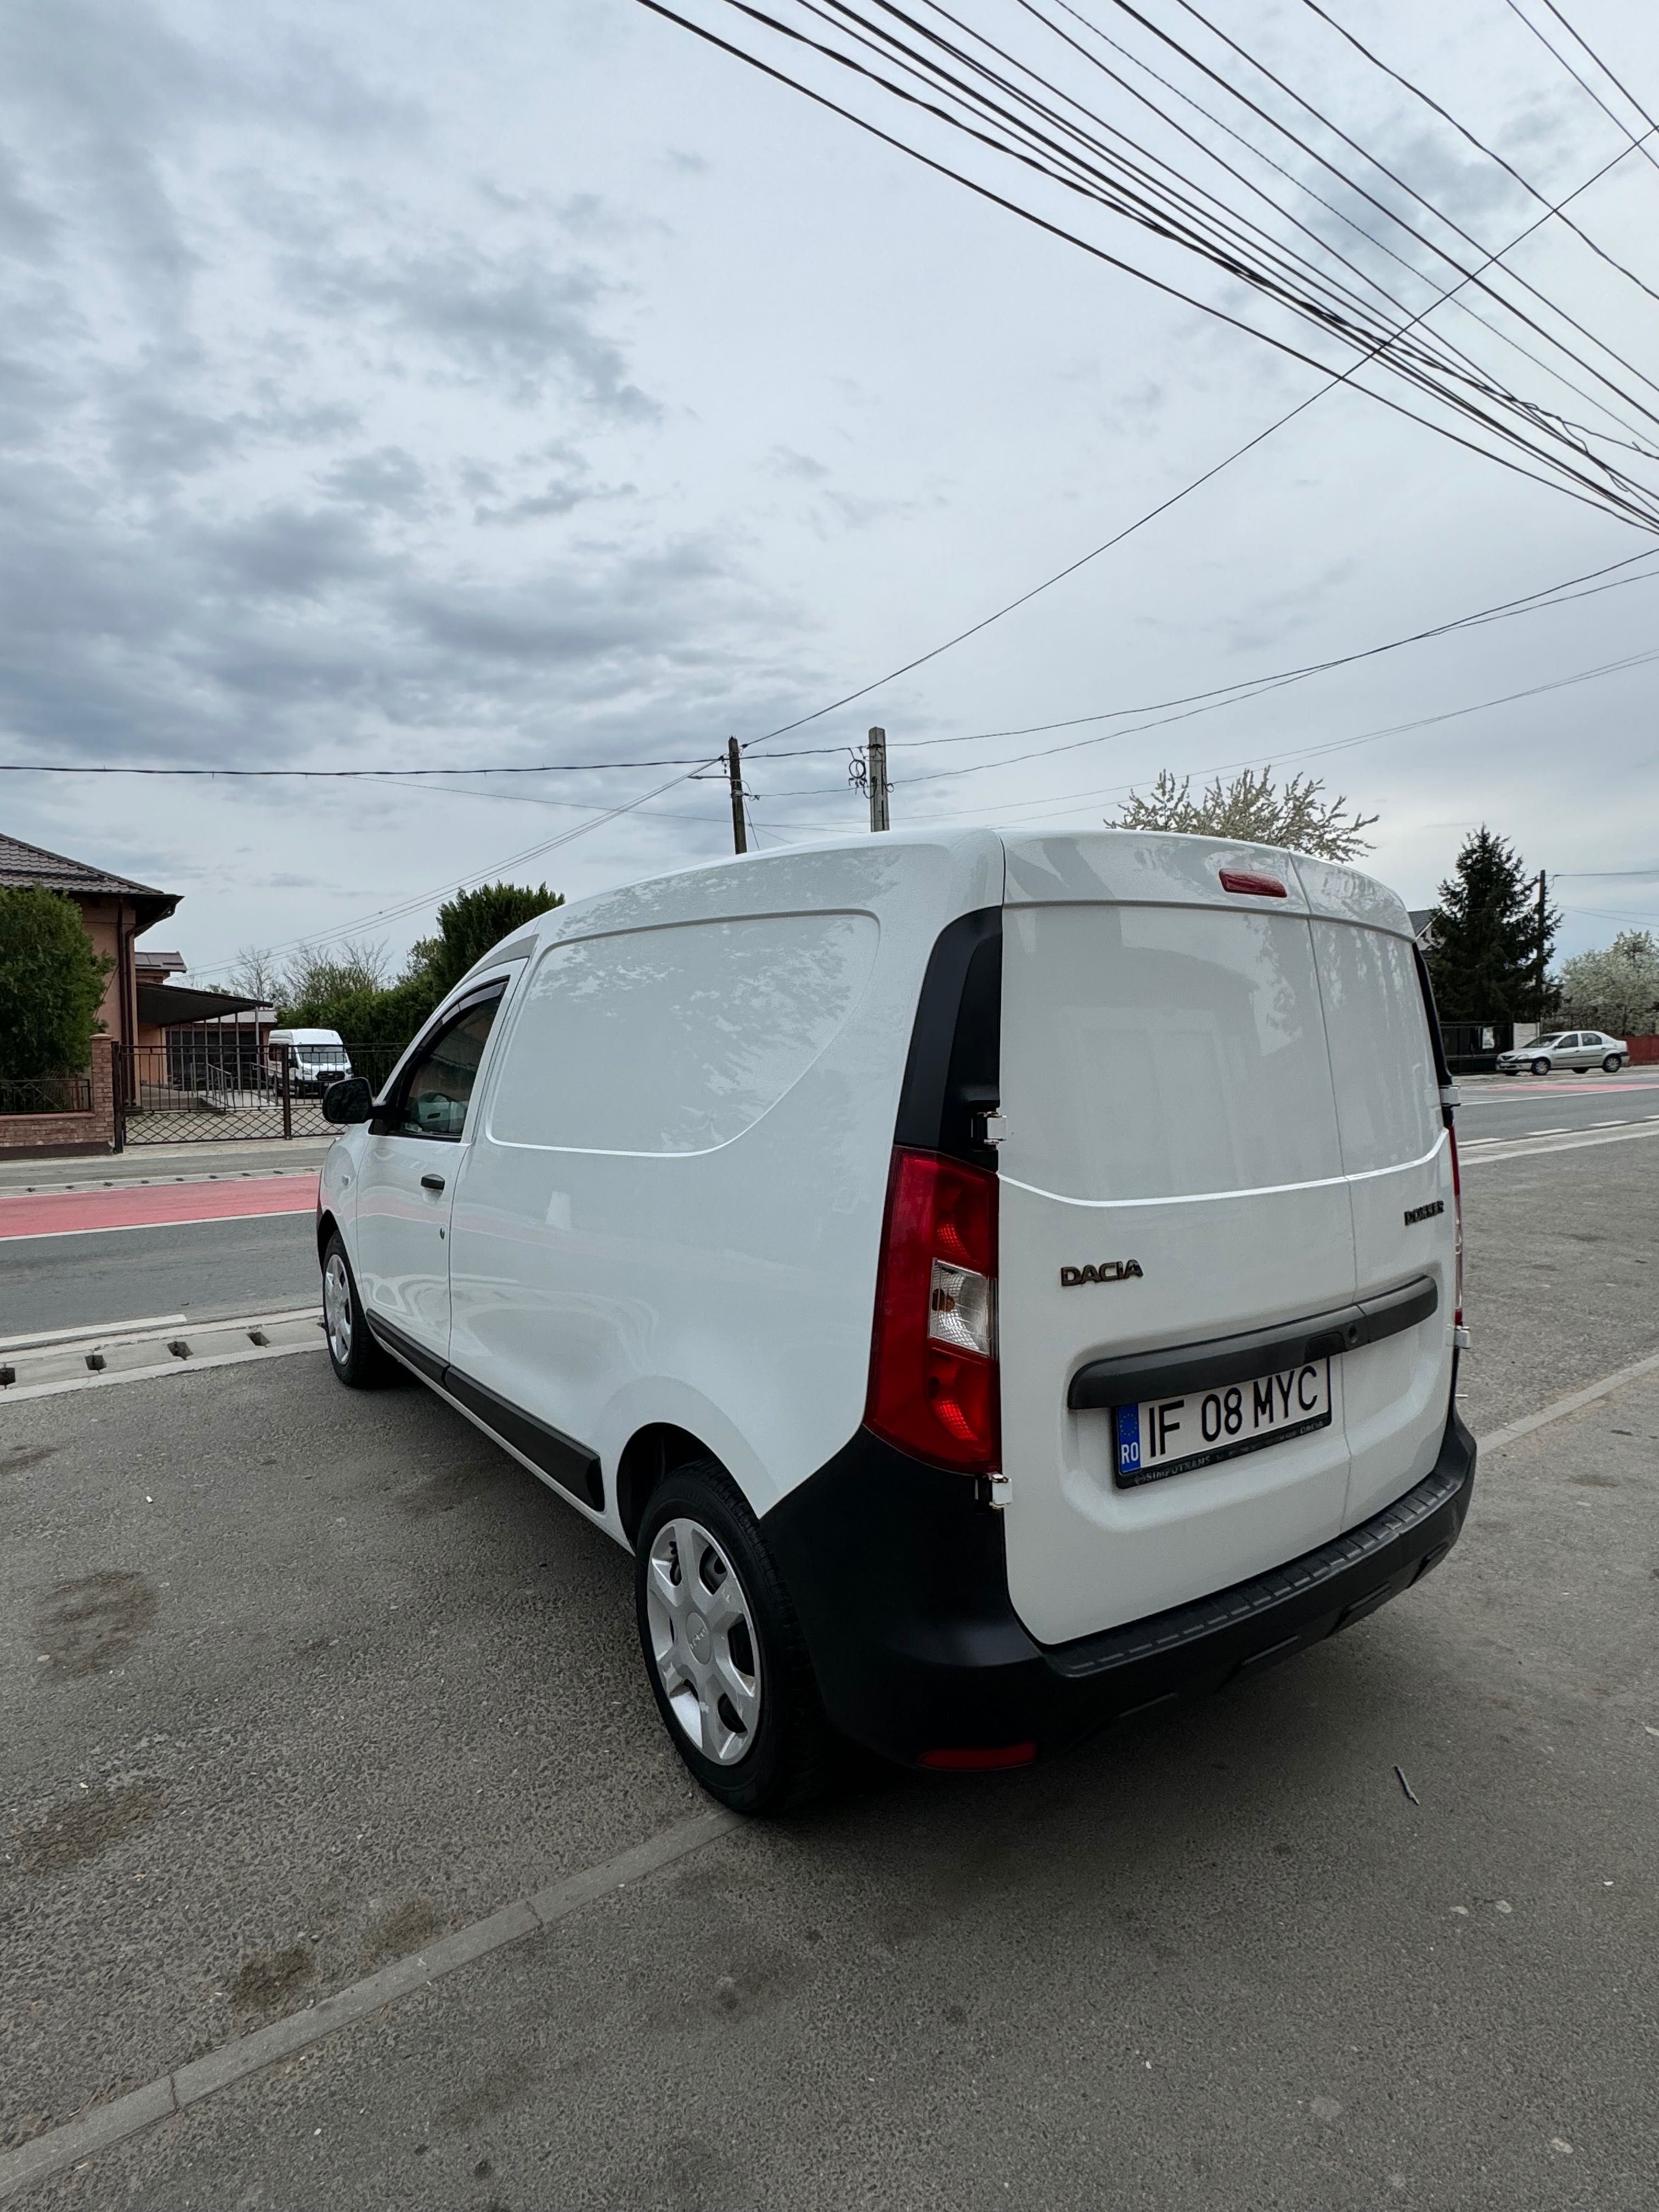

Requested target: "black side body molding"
[
  {"left": 1067, "top": 1276, "right": 1438, "bottom": 1410},
  {"left": 368, "top": 1312, "right": 447, "bottom": 1385},
  {"left": 893, "top": 907, "right": 1002, "bottom": 1169},
  {"left": 366, "top": 1316, "right": 604, "bottom": 1510}
]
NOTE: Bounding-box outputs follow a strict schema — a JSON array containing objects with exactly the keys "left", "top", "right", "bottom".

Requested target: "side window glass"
[{"left": 394, "top": 996, "right": 503, "bottom": 1141}]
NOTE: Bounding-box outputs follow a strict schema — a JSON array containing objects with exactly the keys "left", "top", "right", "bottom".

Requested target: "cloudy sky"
[{"left": 1, "top": 0, "right": 1656, "bottom": 982}]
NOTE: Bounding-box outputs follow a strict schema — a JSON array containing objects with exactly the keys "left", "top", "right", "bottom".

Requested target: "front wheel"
[
  {"left": 1531, "top": 1058, "right": 1550, "bottom": 1075},
  {"left": 321, "top": 1234, "right": 395, "bottom": 1388},
  {"left": 1604, "top": 1055, "right": 1623, "bottom": 1073},
  {"left": 635, "top": 1462, "right": 834, "bottom": 1815}
]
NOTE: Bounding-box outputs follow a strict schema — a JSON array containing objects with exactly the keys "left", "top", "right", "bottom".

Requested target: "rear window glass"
[
  {"left": 1312, "top": 923, "right": 1440, "bottom": 1174},
  {"left": 1000, "top": 905, "right": 1342, "bottom": 1202},
  {"left": 488, "top": 913, "right": 878, "bottom": 1155}
]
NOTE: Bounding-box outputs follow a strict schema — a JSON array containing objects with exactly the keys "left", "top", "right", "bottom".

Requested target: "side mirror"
[{"left": 323, "top": 1077, "right": 374, "bottom": 1125}]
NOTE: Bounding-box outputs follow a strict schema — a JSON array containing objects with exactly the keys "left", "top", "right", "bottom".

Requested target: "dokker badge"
[{"left": 1059, "top": 1261, "right": 1143, "bottom": 1286}]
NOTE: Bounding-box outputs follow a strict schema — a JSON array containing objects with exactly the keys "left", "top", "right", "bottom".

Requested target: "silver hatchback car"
[{"left": 1496, "top": 1029, "right": 1628, "bottom": 1075}]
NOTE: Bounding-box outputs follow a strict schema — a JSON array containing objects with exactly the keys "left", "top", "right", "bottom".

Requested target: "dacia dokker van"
[{"left": 318, "top": 829, "right": 1475, "bottom": 1812}]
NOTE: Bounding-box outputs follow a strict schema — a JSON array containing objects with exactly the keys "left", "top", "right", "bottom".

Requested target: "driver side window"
[{"left": 393, "top": 994, "right": 504, "bottom": 1141}]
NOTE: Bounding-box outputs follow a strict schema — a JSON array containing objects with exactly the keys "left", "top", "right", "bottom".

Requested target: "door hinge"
[
  {"left": 1453, "top": 1324, "right": 1470, "bottom": 1350},
  {"left": 985, "top": 1470, "right": 1012, "bottom": 1510},
  {"left": 973, "top": 1111, "right": 1008, "bottom": 1147}
]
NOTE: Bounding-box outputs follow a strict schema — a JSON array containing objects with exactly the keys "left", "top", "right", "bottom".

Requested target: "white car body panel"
[
  {"left": 324, "top": 826, "right": 1457, "bottom": 1650},
  {"left": 442, "top": 836, "right": 1003, "bottom": 1533}
]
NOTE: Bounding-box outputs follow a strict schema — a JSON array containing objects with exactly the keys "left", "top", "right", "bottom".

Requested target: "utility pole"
[
  {"left": 1535, "top": 868, "right": 1548, "bottom": 1024},
  {"left": 867, "top": 725, "right": 890, "bottom": 833},
  {"left": 727, "top": 736, "right": 747, "bottom": 856}
]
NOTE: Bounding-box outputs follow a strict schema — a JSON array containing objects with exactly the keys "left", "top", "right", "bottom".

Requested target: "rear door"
[
  {"left": 995, "top": 834, "right": 1356, "bottom": 1646},
  {"left": 1296, "top": 862, "right": 1455, "bottom": 1523}
]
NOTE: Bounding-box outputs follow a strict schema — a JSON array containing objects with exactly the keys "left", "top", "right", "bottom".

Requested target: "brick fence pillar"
[{"left": 89, "top": 1035, "right": 118, "bottom": 1150}]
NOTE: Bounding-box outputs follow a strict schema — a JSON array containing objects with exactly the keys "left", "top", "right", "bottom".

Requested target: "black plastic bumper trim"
[
  {"left": 762, "top": 1391, "right": 1474, "bottom": 1768},
  {"left": 1046, "top": 1452, "right": 1467, "bottom": 1680},
  {"left": 1068, "top": 1275, "right": 1438, "bottom": 1409},
  {"left": 366, "top": 1316, "right": 604, "bottom": 1511}
]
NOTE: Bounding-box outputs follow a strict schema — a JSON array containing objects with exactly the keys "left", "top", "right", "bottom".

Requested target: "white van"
[
  {"left": 317, "top": 830, "right": 1475, "bottom": 1812},
  {"left": 267, "top": 1028, "right": 352, "bottom": 1097}
]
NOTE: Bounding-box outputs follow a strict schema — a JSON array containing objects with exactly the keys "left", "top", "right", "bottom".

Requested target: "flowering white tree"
[
  {"left": 1107, "top": 768, "right": 1377, "bottom": 861},
  {"left": 1556, "top": 930, "right": 1659, "bottom": 1036}
]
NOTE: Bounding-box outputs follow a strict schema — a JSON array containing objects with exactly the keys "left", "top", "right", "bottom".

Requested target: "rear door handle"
[{"left": 420, "top": 1172, "right": 445, "bottom": 1193}]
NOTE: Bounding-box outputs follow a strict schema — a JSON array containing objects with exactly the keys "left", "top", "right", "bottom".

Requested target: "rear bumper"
[{"left": 763, "top": 1397, "right": 1476, "bottom": 1768}]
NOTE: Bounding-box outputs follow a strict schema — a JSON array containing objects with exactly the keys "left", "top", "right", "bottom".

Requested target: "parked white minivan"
[
  {"left": 267, "top": 1028, "right": 353, "bottom": 1096},
  {"left": 318, "top": 829, "right": 1475, "bottom": 1812}
]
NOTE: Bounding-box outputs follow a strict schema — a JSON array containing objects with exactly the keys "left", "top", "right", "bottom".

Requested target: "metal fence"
[
  {"left": 1440, "top": 1020, "right": 1515, "bottom": 1075},
  {"left": 0, "top": 1072, "right": 93, "bottom": 1116},
  {"left": 119, "top": 1035, "right": 408, "bottom": 1145}
]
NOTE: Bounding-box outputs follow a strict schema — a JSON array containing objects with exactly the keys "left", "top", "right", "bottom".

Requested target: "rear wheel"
[
  {"left": 635, "top": 1461, "right": 834, "bottom": 1815},
  {"left": 1531, "top": 1058, "right": 1550, "bottom": 1075},
  {"left": 321, "top": 1234, "right": 394, "bottom": 1389},
  {"left": 1604, "top": 1054, "right": 1623, "bottom": 1072}
]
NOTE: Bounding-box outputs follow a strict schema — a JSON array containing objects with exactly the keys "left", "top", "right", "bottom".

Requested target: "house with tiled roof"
[
  {"left": 0, "top": 831, "right": 184, "bottom": 1062},
  {"left": 0, "top": 832, "right": 270, "bottom": 1153}
]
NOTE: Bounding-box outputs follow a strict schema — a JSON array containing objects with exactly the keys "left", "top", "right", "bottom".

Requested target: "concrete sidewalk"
[{"left": 0, "top": 1135, "right": 335, "bottom": 1197}]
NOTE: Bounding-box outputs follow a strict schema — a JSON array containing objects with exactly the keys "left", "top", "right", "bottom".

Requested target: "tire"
[
  {"left": 321, "top": 1233, "right": 395, "bottom": 1389},
  {"left": 1531, "top": 1058, "right": 1550, "bottom": 1076},
  {"left": 635, "top": 1460, "right": 835, "bottom": 1815},
  {"left": 1604, "top": 1055, "right": 1623, "bottom": 1073}
]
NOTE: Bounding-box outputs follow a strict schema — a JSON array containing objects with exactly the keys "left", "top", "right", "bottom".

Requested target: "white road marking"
[
  {"left": 0, "top": 1808, "right": 738, "bottom": 2201},
  {"left": 1458, "top": 1121, "right": 1659, "bottom": 1166},
  {"left": 1480, "top": 1349, "right": 1659, "bottom": 1456},
  {"left": 1, "top": 1311, "right": 326, "bottom": 1402},
  {"left": 0, "top": 1312, "right": 187, "bottom": 1353},
  {"left": 0, "top": 1338, "right": 325, "bottom": 1403}
]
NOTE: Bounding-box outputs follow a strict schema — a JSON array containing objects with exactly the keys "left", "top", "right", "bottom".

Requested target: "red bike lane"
[{"left": 0, "top": 1174, "right": 320, "bottom": 1242}]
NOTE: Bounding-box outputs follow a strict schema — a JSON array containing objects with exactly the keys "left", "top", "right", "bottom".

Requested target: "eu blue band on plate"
[{"left": 1115, "top": 1403, "right": 1142, "bottom": 1477}]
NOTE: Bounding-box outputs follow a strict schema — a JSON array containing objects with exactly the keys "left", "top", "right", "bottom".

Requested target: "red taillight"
[
  {"left": 866, "top": 1147, "right": 1000, "bottom": 1474},
  {"left": 1449, "top": 1124, "right": 1464, "bottom": 1329},
  {"left": 1218, "top": 867, "right": 1288, "bottom": 898},
  {"left": 921, "top": 1743, "right": 1037, "bottom": 1771}
]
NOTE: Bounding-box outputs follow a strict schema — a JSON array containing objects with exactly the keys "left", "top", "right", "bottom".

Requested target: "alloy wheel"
[
  {"left": 645, "top": 1516, "right": 761, "bottom": 1765},
  {"left": 324, "top": 1251, "right": 353, "bottom": 1366}
]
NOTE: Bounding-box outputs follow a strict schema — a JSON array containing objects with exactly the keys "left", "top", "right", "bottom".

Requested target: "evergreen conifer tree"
[{"left": 1426, "top": 828, "right": 1555, "bottom": 1021}]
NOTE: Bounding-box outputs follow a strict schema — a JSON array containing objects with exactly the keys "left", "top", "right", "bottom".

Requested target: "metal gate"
[{"left": 119, "top": 1034, "right": 404, "bottom": 1144}]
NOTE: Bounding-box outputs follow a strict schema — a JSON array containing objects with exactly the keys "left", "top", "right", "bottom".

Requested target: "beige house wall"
[{"left": 82, "top": 899, "right": 129, "bottom": 1046}]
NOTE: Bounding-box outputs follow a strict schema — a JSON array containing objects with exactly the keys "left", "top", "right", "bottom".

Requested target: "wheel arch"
[
  {"left": 317, "top": 1209, "right": 340, "bottom": 1269},
  {"left": 615, "top": 1423, "right": 724, "bottom": 1546}
]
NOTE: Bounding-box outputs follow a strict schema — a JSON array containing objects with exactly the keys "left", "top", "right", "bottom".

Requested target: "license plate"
[{"left": 1113, "top": 1360, "right": 1332, "bottom": 1488}]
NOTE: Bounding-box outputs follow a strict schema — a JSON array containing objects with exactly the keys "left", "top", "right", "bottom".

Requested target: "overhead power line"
[
  {"left": 867, "top": 637, "right": 1659, "bottom": 826},
  {"left": 16, "top": 546, "right": 1658, "bottom": 787},
  {"left": 1502, "top": 0, "right": 1659, "bottom": 176},
  {"left": 1291, "top": 0, "right": 1659, "bottom": 309},
  {"left": 0, "top": 753, "right": 718, "bottom": 780},
  {"left": 641, "top": 0, "right": 1659, "bottom": 540}
]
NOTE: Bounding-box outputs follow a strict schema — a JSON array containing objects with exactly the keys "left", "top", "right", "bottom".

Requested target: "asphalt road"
[
  {"left": 0, "top": 1215, "right": 321, "bottom": 1342},
  {"left": 1, "top": 1119, "right": 1656, "bottom": 2208},
  {"left": 1456, "top": 1062, "right": 1659, "bottom": 1141}
]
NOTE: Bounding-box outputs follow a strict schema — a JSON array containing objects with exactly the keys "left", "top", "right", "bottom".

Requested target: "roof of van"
[
  {"left": 268, "top": 1028, "right": 346, "bottom": 1045},
  {"left": 455, "top": 827, "right": 1415, "bottom": 986}
]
